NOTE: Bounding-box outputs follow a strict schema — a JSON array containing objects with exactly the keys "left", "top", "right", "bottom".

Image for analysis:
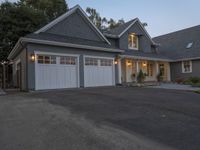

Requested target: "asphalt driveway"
[{"left": 0, "top": 87, "right": 200, "bottom": 150}]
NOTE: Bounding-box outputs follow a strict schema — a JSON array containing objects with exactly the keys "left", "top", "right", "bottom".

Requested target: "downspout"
[{"left": 26, "top": 47, "right": 29, "bottom": 91}]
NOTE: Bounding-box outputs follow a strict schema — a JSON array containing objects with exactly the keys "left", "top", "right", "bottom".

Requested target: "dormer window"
[{"left": 128, "top": 33, "right": 138, "bottom": 50}]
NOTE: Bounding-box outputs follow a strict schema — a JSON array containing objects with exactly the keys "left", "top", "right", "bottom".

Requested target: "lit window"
[
  {"left": 147, "top": 63, "right": 153, "bottom": 77},
  {"left": 182, "top": 61, "right": 192, "bottom": 73},
  {"left": 128, "top": 33, "right": 138, "bottom": 49}
]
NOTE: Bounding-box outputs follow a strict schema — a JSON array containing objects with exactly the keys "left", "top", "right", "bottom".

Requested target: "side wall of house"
[
  {"left": 13, "top": 48, "right": 27, "bottom": 90},
  {"left": 27, "top": 43, "right": 120, "bottom": 90},
  {"left": 170, "top": 59, "right": 200, "bottom": 81}
]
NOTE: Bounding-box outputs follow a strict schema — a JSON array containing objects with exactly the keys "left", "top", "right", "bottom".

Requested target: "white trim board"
[
  {"left": 8, "top": 37, "right": 124, "bottom": 60},
  {"left": 34, "top": 5, "right": 111, "bottom": 45}
]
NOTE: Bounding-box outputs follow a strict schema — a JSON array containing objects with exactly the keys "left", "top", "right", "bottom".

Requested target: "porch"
[{"left": 117, "top": 58, "right": 171, "bottom": 83}]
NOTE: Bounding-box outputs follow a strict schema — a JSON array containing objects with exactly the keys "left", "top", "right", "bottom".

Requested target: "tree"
[
  {"left": 19, "top": 0, "right": 68, "bottom": 21},
  {"left": 0, "top": 0, "right": 68, "bottom": 62},
  {"left": 86, "top": 7, "right": 125, "bottom": 31}
]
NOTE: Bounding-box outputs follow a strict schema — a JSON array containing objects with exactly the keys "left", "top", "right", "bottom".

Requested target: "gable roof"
[
  {"left": 35, "top": 5, "right": 111, "bottom": 45},
  {"left": 153, "top": 25, "right": 200, "bottom": 61},
  {"left": 104, "top": 18, "right": 155, "bottom": 45}
]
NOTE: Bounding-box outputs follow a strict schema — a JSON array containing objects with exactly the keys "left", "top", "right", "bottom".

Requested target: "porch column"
[
  {"left": 117, "top": 58, "right": 122, "bottom": 84},
  {"left": 155, "top": 62, "right": 159, "bottom": 80},
  {"left": 167, "top": 63, "right": 171, "bottom": 81},
  {"left": 135, "top": 60, "right": 139, "bottom": 82}
]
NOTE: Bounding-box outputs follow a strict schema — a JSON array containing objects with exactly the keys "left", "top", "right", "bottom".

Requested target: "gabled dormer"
[{"left": 104, "top": 18, "right": 156, "bottom": 53}]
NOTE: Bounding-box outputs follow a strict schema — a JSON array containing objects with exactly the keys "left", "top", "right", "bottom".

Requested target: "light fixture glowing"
[
  {"left": 127, "top": 61, "right": 131, "bottom": 66},
  {"left": 31, "top": 54, "right": 35, "bottom": 62},
  {"left": 143, "top": 62, "right": 147, "bottom": 67},
  {"left": 114, "top": 60, "right": 118, "bottom": 65}
]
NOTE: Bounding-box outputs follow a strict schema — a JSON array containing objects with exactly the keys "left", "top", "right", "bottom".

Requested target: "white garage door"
[
  {"left": 84, "top": 57, "right": 115, "bottom": 87},
  {"left": 35, "top": 54, "right": 79, "bottom": 90}
]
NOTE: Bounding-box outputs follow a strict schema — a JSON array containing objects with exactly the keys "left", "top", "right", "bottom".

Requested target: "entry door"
[
  {"left": 126, "top": 60, "right": 135, "bottom": 82},
  {"left": 84, "top": 57, "right": 115, "bottom": 87}
]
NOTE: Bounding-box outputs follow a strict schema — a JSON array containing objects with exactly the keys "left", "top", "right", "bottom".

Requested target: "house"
[
  {"left": 8, "top": 5, "right": 179, "bottom": 91},
  {"left": 153, "top": 25, "right": 200, "bottom": 81}
]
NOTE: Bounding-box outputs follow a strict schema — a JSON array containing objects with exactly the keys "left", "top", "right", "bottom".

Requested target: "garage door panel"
[
  {"left": 36, "top": 54, "right": 78, "bottom": 90},
  {"left": 84, "top": 57, "right": 115, "bottom": 87}
]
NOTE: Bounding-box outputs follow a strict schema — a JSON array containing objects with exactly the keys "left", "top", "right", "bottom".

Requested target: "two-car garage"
[{"left": 35, "top": 52, "right": 115, "bottom": 90}]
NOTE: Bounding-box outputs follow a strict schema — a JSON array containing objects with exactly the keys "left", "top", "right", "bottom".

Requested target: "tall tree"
[
  {"left": 86, "top": 7, "right": 125, "bottom": 30},
  {"left": 0, "top": 0, "right": 68, "bottom": 62},
  {"left": 19, "top": 0, "right": 68, "bottom": 21}
]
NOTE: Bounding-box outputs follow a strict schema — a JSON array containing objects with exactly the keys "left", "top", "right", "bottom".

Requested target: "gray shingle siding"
[
  {"left": 170, "top": 60, "right": 200, "bottom": 81},
  {"left": 119, "top": 21, "right": 154, "bottom": 53},
  {"left": 45, "top": 10, "right": 103, "bottom": 42}
]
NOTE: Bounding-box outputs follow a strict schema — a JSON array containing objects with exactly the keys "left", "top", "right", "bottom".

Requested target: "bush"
[
  {"left": 189, "top": 77, "right": 200, "bottom": 84},
  {"left": 137, "top": 70, "right": 146, "bottom": 83},
  {"left": 194, "top": 90, "right": 200, "bottom": 94}
]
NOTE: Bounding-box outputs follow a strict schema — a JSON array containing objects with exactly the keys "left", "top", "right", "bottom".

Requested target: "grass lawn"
[{"left": 194, "top": 90, "right": 200, "bottom": 94}]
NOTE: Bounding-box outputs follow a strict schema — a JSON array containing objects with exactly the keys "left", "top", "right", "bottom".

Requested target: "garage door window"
[
  {"left": 85, "top": 58, "right": 98, "bottom": 66},
  {"left": 37, "top": 55, "right": 56, "bottom": 64},
  {"left": 60, "top": 56, "right": 76, "bottom": 65},
  {"left": 100, "top": 59, "right": 112, "bottom": 66}
]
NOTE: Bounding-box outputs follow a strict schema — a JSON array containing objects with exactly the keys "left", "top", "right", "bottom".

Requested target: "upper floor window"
[
  {"left": 182, "top": 61, "right": 192, "bottom": 73},
  {"left": 128, "top": 33, "right": 138, "bottom": 50}
]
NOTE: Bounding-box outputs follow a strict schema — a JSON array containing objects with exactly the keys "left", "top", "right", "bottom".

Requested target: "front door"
[
  {"left": 126, "top": 60, "right": 136, "bottom": 82},
  {"left": 159, "top": 64, "right": 165, "bottom": 77}
]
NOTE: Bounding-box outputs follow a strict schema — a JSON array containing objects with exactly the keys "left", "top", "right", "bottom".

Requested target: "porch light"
[
  {"left": 31, "top": 54, "right": 35, "bottom": 62},
  {"left": 143, "top": 62, "right": 147, "bottom": 67},
  {"left": 127, "top": 61, "right": 131, "bottom": 66},
  {"left": 114, "top": 60, "right": 118, "bottom": 65}
]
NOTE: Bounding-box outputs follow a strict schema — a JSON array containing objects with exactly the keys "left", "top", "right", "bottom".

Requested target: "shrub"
[
  {"left": 137, "top": 70, "right": 146, "bottom": 83},
  {"left": 189, "top": 77, "right": 200, "bottom": 84}
]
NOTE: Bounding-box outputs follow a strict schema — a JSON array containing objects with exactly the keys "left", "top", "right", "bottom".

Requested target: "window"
[
  {"left": 186, "top": 42, "right": 193, "bottom": 49},
  {"left": 37, "top": 55, "right": 56, "bottom": 64},
  {"left": 100, "top": 59, "right": 113, "bottom": 66},
  {"left": 85, "top": 58, "right": 98, "bottom": 66},
  {"left": 147, "top": 63, "right": 153, "bottom": 77},
  {"left": 128, "top": 33, "right": 138, "bottom": 49},
  {"left": 182, "top": 61, "right": 192, "bottom": 73},
  {"left": 60, "top": 56, "right": 76, "bottom": 65}
]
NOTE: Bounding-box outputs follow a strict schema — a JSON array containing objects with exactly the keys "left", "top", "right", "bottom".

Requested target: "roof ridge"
[
  {"left": 153, "top": 24, "right": 200, "bottom": 39},
  {"left": 109, "top": 18, "right": 138, "bottom": 31}
]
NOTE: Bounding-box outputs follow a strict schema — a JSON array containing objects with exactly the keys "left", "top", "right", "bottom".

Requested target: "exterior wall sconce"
[
  {"left": 127, "top": 61, "right": 132, "bottom": 66},
  {"left": 142, "top": 62, "right": 147, "bottom": 67},
  {"left": 114, "top": 60, "right": 118, "bottom": 65},
  {"left": 31, "top": 54, "right": 35, "bottom": 62}
]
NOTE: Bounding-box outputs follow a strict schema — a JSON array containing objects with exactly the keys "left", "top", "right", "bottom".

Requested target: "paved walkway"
[
  {"left": 0, "top": 89, "right": 6, "bottom": 95},
  {"left": 148, "top": 83, "right": 200, "bottom": 91}
]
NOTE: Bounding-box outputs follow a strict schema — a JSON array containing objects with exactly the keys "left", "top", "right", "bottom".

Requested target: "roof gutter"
[
  {"left": 8, "top": 38, "right": 124, "bottom": 60},
  {"left": 121, "top": 55, "right": 173, "bottom": 62}
]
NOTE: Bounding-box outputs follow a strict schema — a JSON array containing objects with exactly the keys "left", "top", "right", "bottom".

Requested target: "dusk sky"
[{"left": 1, "top": 0, "right": 200, "bottom": 37}]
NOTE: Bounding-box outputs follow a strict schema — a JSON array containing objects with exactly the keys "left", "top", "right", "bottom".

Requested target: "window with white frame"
[
  {"left": 85, "top": 58, "right": 98, "bottom": 66},
  {"left": 37, "top": 55, "right": 56, "bottom": 64},
  {"left": 128, "top": 33, "right": 138, "bottom": 49},
  {"left": 100, "top": 59, "right": 113, "bottom": 66},
  {"left": 182, "top": 61, "right": 192, "bottom": 73},
  {"left": 147, "top": 63, "right": 153, "bottom": 77},
  {"left": 60, "top": 56, "right": 76, "bottom": 65}
]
